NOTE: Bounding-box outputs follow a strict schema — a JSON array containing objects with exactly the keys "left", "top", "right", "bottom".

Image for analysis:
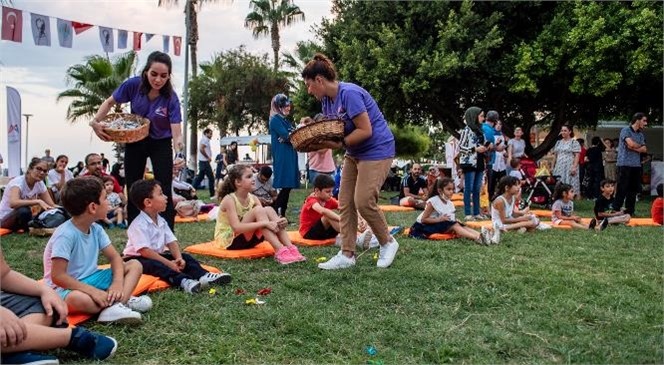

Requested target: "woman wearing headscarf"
[
  {"left": 457, "top": 107, "right": 487, "bottom": 221},
  {"left": 268, "top": 94, "right": 300, "bottom": 218}
]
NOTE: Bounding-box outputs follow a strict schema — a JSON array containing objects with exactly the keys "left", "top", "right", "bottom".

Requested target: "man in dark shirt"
[{"left": 399, "top": 163, "right": 428, "bottom": 209}]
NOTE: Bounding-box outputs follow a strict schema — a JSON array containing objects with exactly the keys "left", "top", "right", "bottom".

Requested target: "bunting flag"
[
  {"left": 145, "top": 33, "right": 154, "bottom": 43},
  {"left": 117, "top": 29, "right": 128, "bottom": 49},
  {"left": 99, "top": 26, "right": 113, "bottom": 52},
  {"left": 30, "top": 13, "right": 51, "bottom": 46},
  {"left": 162, "top": 35, "right": 170, "bottom": 53},
  {"left": 132, "top": 31, "right": 142, "bottom": 51},
  {"left": 1, "top": 6, "right": 23, "bottom": 42},
  {"left": 57, "top": 18, "right": 72, "bottom": 48},
  {"left": 173, "top": 36, "right": 182, "bottom": 56},
  {"left": 72, "top": 21, "right": 93, "bottom": 35}
]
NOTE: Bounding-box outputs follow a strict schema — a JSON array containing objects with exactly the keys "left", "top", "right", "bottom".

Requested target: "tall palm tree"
[
  {"left": 56, "top": 51, "right": 136, "bottom": 123},
  {"left": 244, "top": 0, "right": 305, "bottom": 71}
]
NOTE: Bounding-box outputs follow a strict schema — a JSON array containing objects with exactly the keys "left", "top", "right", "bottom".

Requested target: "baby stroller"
[{"left": 519, "top": 158, "right": 559, "bottom": 210}]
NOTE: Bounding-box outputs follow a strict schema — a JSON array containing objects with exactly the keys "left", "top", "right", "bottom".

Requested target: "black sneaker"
[
  {"left": 599, "top": 218, "right": 609, "bottom": 231},
  {"left": 66, "top": 326, "right": 118, "bottom": 360},
  {"left": 1, "top": 351, "right": 59, "bottom": 365},
  {"left": 588, "top": 218, "right": 597, "bottom": 230}
]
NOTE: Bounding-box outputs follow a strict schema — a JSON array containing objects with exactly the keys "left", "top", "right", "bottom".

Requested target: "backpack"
[{"left": 29, "top": 207, "right": 70, "bottom": 229}]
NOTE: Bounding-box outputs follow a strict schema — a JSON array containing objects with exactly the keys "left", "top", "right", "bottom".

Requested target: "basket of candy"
[
  {"left": 99, "top": 113, "right": 150, "bottom": 143},
  {"left": 288, "top": 117, "right": 344, "bottom": 152}
]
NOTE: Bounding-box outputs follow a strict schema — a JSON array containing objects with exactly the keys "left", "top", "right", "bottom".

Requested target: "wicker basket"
[
  {"left": 29, "top": 227, "right": 56, "bottom": 237},
  {"left": 288, "top": 119, "right": 345, "bottom": 152},
  {"left": 100, "top": 113, "right": 150, "bottom": 143}
]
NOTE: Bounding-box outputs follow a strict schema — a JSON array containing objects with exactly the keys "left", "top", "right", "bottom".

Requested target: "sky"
[{"left": 0, "top": 0, "right": 332, "bottom": 169}]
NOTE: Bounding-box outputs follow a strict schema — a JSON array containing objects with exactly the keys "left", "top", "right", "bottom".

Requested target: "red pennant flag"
[
  {"left": 72, "top": 21, "right": 93, "bottom": 35},
  {"left": 1, "top": 6, "right": 23, "bottom": 42},
  {"left": 133, "top": 32, "right": 142, "bottom": 51},
  {"left": 173, "top": 36, "right": 182, "bottom": 56}
]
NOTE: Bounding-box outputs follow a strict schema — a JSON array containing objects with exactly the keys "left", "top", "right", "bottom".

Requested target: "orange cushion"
[
  {"left": 0, "top": 228, "right": 11, "bottom": 236},
  {"left": 403, "top": 228, "right": 457, "bottom": 240},
  {"left": 287, "top": 231, "right": 336, "bottom": 247},
  {"left": 626, "top": 218, "right": 659, "bottom": 227},
  {"left": 464, "top": 220, "right": 493, "bottom": 229},
  {"left": 175, "top": 214, "right": 209, "bottom": 223},
  {"left": 184, "top": 241, "right": 275, "bottom": 259},
  {"left": 451, "top": 193, "right": 463, "bottom": 201},
  {"left": 452, "top": 200, "right": 464, "bottom": 207},
  {"left": 379, "top": 205, "right": 414, "bottom": 212},
  {"left": 530, "top": 209, "right": 551, "bottom": 218}
]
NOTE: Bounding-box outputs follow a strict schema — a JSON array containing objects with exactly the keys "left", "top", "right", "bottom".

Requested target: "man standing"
[
  {"left": 100, "top": 153, "right": 110, "bottom": 173},
  {"left": 192, "top": 128, "right": 215, "bottom": 197},
  {"left": 613, "top": 112, "right": 648, "bottom": 215},
  {"left": 41, "top": 149, "right": 55, "bottom": 169}
]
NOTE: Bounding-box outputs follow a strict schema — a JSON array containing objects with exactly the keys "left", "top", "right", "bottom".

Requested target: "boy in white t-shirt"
[
  {"left": 43, "top": 177, "right": 151, "bottom": 325},
  {"left": 124, "top": 179, "right": 231, "bottom": 294}
]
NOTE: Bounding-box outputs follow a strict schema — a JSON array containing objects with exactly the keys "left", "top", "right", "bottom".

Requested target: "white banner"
[{"left": 6, "top": 86, "right": 21, "bottom": 177}]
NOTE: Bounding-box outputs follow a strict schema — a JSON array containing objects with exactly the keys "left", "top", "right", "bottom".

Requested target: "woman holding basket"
[
  {"left": 89, "top": 51, "right": 183, "bottom": 230},
  {"left": 301, "top": 53, "right": 399, "bottom": 270}
]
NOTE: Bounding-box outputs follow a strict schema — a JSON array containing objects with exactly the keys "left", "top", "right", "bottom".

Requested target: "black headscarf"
[{"left": 464, "top": 106, "right": 483, "bottom": 135}]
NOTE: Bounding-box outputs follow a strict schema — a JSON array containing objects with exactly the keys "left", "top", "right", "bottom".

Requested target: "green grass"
[{"left": 1, "top": 190, "right": 662, "bottom": 364}]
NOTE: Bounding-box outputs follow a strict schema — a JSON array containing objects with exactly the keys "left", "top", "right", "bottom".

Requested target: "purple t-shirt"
[
  {"left": 322, "top": 82, "right": 395, "bottom": 160},
  {"left": 112, "top": 76, "right": 182, "bottom": 140}
]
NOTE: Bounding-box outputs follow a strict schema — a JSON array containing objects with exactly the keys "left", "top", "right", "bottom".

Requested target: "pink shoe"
[
  {"left": 275, "top": 247, "right": 301, "bottom": 265},
  {"left": 287, "top": 245, "right": 307, "bottom": 262}
]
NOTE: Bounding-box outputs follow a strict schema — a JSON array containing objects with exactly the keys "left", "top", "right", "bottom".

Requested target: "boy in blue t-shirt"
[{"left": 43, "top": 177, "right": 152, "bottom": 325}]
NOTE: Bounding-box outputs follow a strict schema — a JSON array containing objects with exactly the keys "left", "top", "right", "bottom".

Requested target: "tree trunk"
[{"left": 271, "top": 24, "right": 280, "bottom": 71}]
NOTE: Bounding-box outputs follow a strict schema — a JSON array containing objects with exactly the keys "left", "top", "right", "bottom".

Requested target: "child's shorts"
[
  {"left": 303, "top": 220, "right": 338, "bottom": 240},
  {"left": 227, "top": 233, "right": 263, "bottom": 250},
  {"left": 408, "top": 221, "right": 458, "bottom": 239},
  {"left": 0, "top": 291, "right": 65, "bottom": 326},
  {"left": 56, "top": 268, "right": 113, "bottom": 299}
]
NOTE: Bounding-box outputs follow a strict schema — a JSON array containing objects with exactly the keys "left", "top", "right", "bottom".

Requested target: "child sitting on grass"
[
  {"left": 102, "top": 176, "right": 125, "bottom": 228},
  {"left": 491, "top": 176, "right": 545, "bottom": 239},
  {"left": 552, "top": 182, "right": 607, "bottom": 231},
  {"left": 1, "top": 247, "right": 118, "bottom": 364},
  {"left": 299, "top": 174, "right": 340, "bottom": 240},
  {"left": 593, "top": 180, "right": 630, "bottom": 225},
  {"left": 652, "top": 183, "right": 663, "bottom": 226},
  {"left": 43, "top": 177, "right": 151, "bottom": 325},
  {"left": 409, "top": 178, "right": 494, "bottom": 245},
  {"left": 215, "top": 165, "right": 306, "bottom": 265},
  {"left": 124, "top": 179, "right": 231, "bottom": 294}
]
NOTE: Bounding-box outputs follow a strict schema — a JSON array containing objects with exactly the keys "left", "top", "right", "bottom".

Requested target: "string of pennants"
[{"left": 0, "top": 6, "right": 182, "bottom": 56}]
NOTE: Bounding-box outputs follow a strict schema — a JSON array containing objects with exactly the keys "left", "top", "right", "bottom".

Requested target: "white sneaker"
[
  {"left": 126, "top": 295, "right": 152, "bottom": 313},
  {"left": 97, "top": 303, "right": 142, "bottom": 325},
  {"left": 317, "top": 251, "right": 356, "bottom": 270},
  {"left": 517, "top": 227, "right": 528, "bottom": 234},
  {"left": 199, "top": 272, "right": 232, "bottom": 288},
  {"left": 180, "top": 278, "right": 201, "bottom": 294},
  {"left": 377, "top": 237, "right": 399, "bottom": 268},
  {"left": 334, "top": 235, "right": 342, "bottom": 247},
  {"left": 356, "top": 230, "right": 375, "bottom": 250},
  {"left": 480, "top": 227, "right": 491, "bottom": 245},
  {"left": 536, "top": 222, "right": 552, "bottom": 230},
  {"left": 491, "top": 228, "right": 501, "bottom": 245}
]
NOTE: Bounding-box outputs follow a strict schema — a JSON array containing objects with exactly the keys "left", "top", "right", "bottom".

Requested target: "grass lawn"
[{"left": 1, "top": 189, "right": 662, "bottom": 364}]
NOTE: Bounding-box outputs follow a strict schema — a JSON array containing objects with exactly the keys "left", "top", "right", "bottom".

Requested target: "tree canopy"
[{"left": 317, "top": 0, "right": 663, "bottom": 158}]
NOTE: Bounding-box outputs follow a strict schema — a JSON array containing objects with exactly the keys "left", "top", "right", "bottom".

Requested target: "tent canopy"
[{"left": 219, "top": 135, "right": 271, "bottom": 146}]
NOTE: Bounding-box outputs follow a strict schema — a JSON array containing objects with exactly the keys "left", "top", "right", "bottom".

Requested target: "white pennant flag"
[
  {"left": 162, "top": 35, "right": 169, "bottom": 53},
  {"left": 6, "top": 87, "right": 22, "bottom": 177},
  {"left": 99, "top": 26, "right": 114, "bottom": 53},
  {"left": 30, "top": 13, "right": 51, "bottom": 46},
  {"left": 57, "top": 18, "right": 72, "bottom": 48}
]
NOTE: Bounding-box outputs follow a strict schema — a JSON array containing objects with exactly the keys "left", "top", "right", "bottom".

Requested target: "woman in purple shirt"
[
  {"left": 90, "top": 51, "right": 183, "bottom": 230},
  {"left": 301, "top": 53, "right": 399, "bottom": 270}
]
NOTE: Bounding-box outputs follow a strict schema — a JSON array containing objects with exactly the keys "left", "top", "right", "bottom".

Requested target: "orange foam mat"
[
  {"left": 626, "top": 218, "right": 660, "bottom": 227},
  {"left": 175, "top": 214, "right": 209, "bottom": 223},
  {"left": 451, "top": 193, "right": 463, "bottom": 201},
  {"left": 184, "top": 241, "right": 275, "bottom": 259},
  {"left": 287, "top": 231, "right": 336, "bottom": 247},
  {"left": 452, "top": 200, "right": 464, "bottom": 207},
  {"left": 0, "top": 228, "right": 11, "bottom": 236},
  {"left": 403, "top": 228, "right": 457, "bottom": 240},
  {"left": 379, "top": 205, "right": 415, "bottom": 212},
  {"left": 465, "top": 218, "right": 593, "bottom": 230},
  {"left": 530, "top": 209, "right": 551, "bottom": 218}
]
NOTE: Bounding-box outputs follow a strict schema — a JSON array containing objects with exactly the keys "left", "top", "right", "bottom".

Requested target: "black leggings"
[
  {"left": 0, "top": 206, "right": 33, "bottom": 231},
  {"left": 274, "top": 188, "right": 292, "bottom": 217},
  {"left": 124, "top": 137, "right": 175, "bottom": 230}
]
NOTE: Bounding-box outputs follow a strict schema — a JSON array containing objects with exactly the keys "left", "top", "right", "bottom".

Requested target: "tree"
[
  {"left": 56, "top": 51, "right": 137, "bottom": 160},
  {"left": 281, "top": 40, "right": 323, "bottom": 121},
  {"left": 318, "top": 0, "right": 663, "bottom": 159},
  {"left": 244, "top": 0, "right": 305, "bottom": 71},
  {"left": 188, "top": 47, "right": 289, "bottom": 137}
]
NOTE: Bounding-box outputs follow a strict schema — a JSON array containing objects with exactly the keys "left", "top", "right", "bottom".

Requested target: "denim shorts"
[{"left": 56, "top": 268, "right": 113, "bottom": 299}]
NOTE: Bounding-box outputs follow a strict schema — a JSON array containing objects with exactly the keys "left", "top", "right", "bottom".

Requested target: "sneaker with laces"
[
  {"left": 464, "top": 215, "right": 476, "bottom": 221},
  {"left": 480, "top": 227, "right": 491, "bottom": 245},
  {"left": 318, "top": 251, "right": 356, "bottom": 270},
  {"left": 199, "top": 272, "right": 232, "bottom": 288},
  {"left": 588, "top": 218, "right": 597, "bottom": 230},
  {"left": 1, "top": 351, "right": 59, "bottom": 365},
  {"left": 356, "top": 230, "right": 374, "bottom": 250},
  {"left": 474, "top": 214, "right": 489, "bottom": 220},
  {"left": 274, "top": 247, "right": 301, "bottom": 265},
  {"left": 536, "top": 222, "right": 552, "bottom": 230},
  {"left": 66, "top": 326, "right": 118, "bottom": 360},
  {"left": 389, "top": 226, "right": 403, "bottom": 235},
  {"left": 287, "top": 245, "right": 307, "bottom": 262},
  {"left": 517, "top": 227, "right": 528, "bottom": 234},
  {"left": 599, "top": 218, "right": 609, "bottom": 231},
  {"left": 377, "top": 237, "right": 399, "bottom": 268},
  {"left": 97, "top": 303, "right": 142, "bottom": 325},
  {"left": 126, "top": 295, "right": 152, "bottom": 313},
  {"left": 491, "top": 228, "right": 502, "bottom": 245},
  {"left": 180, "top": 278, "right": 202, "bottom": 294}
]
